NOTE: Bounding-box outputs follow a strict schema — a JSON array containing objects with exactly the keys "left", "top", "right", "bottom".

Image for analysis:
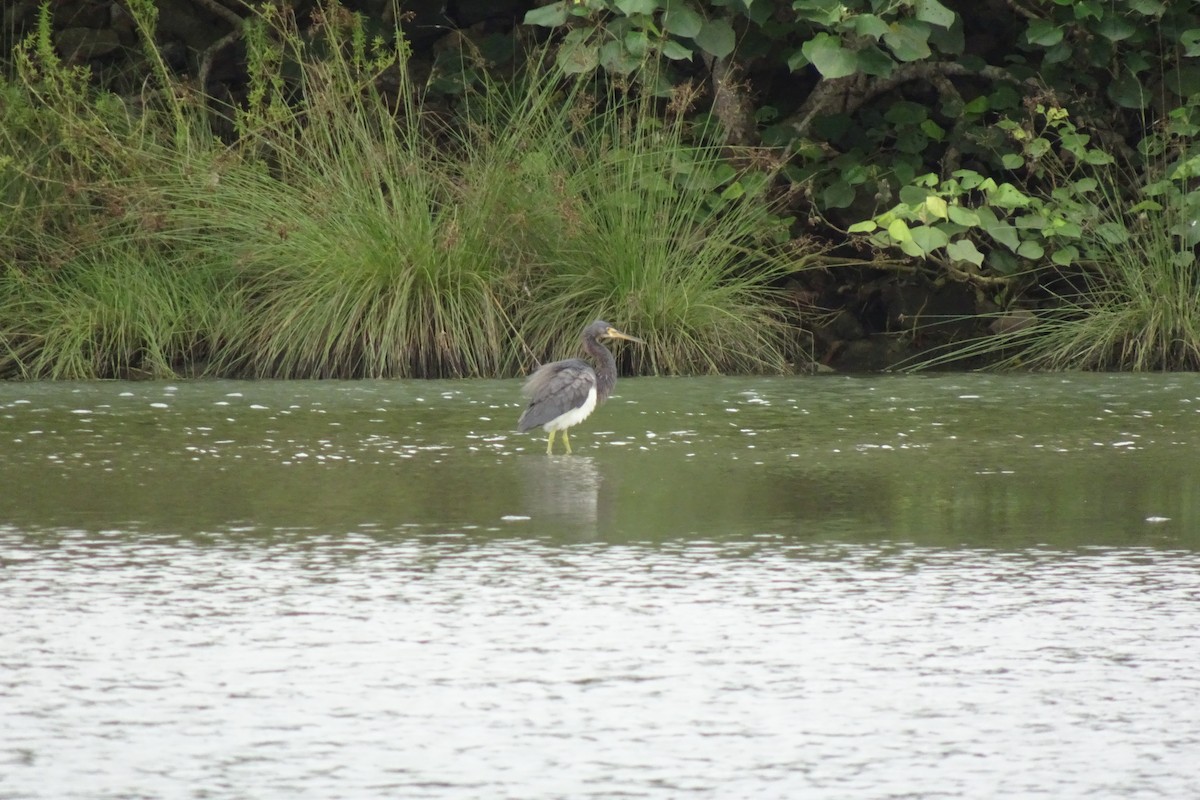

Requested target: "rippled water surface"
[{"left": 3, "top": 375, "right": 1200, "bottom": 798}]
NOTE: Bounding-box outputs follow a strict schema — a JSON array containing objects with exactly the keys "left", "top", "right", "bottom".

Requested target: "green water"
[
  {"left": 2, "top": 374, "right": 1198, "bottom": 547},
  {"left": 4, "top": 375, "right": 1200, "bottom": 799}
]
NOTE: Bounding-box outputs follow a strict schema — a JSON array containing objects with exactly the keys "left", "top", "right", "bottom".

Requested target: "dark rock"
[
  {"left": 55, "top": 27, "right": 122, "bottom": 62},
  {"left": 830, "top": 336, "right": 922, "bottom": 372}
]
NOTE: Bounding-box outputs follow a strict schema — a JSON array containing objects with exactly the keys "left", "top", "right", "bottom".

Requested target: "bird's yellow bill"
[{"left": 603, "top": 327, "right": 644, "bottom": 344}]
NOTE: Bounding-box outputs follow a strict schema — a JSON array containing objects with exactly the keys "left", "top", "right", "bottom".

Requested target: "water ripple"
[{"left": 2, "top": 534, "right": 1198, "bottom": 799}]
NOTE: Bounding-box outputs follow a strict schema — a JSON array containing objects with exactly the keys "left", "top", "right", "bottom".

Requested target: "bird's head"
[{"left": 589, "top": 320, "right": 645, "bottom": 344}]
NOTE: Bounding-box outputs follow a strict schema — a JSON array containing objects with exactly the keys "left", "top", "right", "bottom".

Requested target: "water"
[{"left": 2, "top": 375, "right": 1200, "bottom": 798}]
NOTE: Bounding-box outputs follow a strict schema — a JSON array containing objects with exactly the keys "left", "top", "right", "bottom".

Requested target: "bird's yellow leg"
[
  {"left": 563, "top": 429, "right": 573, "bottom": 454},
  {"left": 545, "top": 429, "right": 556, "bottom": 455}
]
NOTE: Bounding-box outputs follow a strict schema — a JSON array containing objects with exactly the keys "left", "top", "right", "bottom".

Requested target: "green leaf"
[
  {"left": 1108, "top": 72, "right": 1147, "bottom": 109},
  {"left": 848, "top": 220, "right": 878, "bottom": 233},
  {"left": 802, "top": 33, "right": 859, "bottom": 79},
  {"left": 883, "top": 19, "right": 932, "bottom": 62},
  {"left": 823, "top": 180, "right": 855, "bottom": 209},
  {"left": 1025, "top": 20, "right": 1063, "bottom": 46},
  {"left": 919, "top": 119, "right": 945, "bottom": 141},
  {"left": 855, "top": 46, "right": 895, "bottom": 77},
  {"left": 1044, "top": 41, "right": 1073, "bottom": 64},
  {"left": 910, "top": 225, "right": 950, "bottom": 254},
  {"left": 963, "top": 95, "right": 989, "bottom": 115},
  {"left": 786, "top": 48, "right": 809, "bottom": 72},
  {"left": 899, "top": 185, "right": 928, "bottom": 206},
  {"left": 625, "top": 30, "right": 650, "bottom": 57},
  {"left": 852, "top": 14, "right": 890, "bottom": 40},
  {"left": 988, "top": 250, "right": 1021, "bottom": 275},
  {"left": 663, "top": 1, "right": 703, "bottom": 38},
  {"left": 558, "top": 41, "right": 599, "bottom": 72},
  {"left": 1001, "top": 153, "right": 1025, "bottom": 169},
  {"left": 792, "top": 0, "right": 843, "bottom": 26},
  {"left": 1128, "top": 0, "right": 1165, "bottom": 15},
  {"left": 599, "top": 39, "right": 640, "bottom": 72},
  {"left": 885, "top": 100, "right": 927, "bottom": 125},
  {"left": 947, "top": 206, "right": 980, "bottom": 226},
  {"left": 1016, "top": 240, "right": 1044, "bottom": 259},
  {"left": 1169, "top": 155, "right": 1200, "bottom": 180},
  {"left": 946, "top": 238, "right": 984, "bottom": 266},
  {"left": 888, "top": 218, "right": 913, "bottom": 242},
  {"left": 914, "top": 0, "right": 955, "bottom": 29},
  {"left": 989, "top": 182, "right": 1032, "bottom": 209},
  {"left": 985, "top": 221, "right": 1020, "bottom": 251},
  {"left": 721, "top": 181, "right": 745, "bottom": 200},
  {"left": 524, "top": 3, "right": 568, "bottom": 27},
  {"left": 1182, "top": 29, "right": 1200, "bottom": 58},
  {"left": 924, "top": 196, "right": 949, "bottom": 219},
  {"left": 1051, "top": 246, "right": 1079, "bottom": 265},
  {"left": 661, "top": 39, "right": 694, "bottom": 60},
  {"left": 1095, "top": 15, "right": 1135, "bottom": 41},
  {"left": 1096, "top": 222, "right": 1129, "bottom": 245},
  {"left": 694, "top": 18, "right": 736, "bottom": 58},
  {"left": 928, "top": 17, "right": 964, "bottom": 54},
  {"left": 1164, "top": 65, "right": 1200, "bottom": 98},
  {"left": 615, "top": 0, "right": 661, "bottom": 14}
]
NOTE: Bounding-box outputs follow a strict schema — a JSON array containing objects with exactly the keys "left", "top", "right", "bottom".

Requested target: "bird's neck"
[{"left": 587, "top": 341, "right": 618, "bottom": 402}]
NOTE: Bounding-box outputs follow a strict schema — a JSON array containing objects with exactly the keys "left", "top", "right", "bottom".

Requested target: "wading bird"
[{"left": 517, "top": 320, "right": 644, "bottom": 454}]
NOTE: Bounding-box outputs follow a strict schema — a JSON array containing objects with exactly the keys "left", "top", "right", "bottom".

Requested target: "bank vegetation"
[{"left": 2, "top": 0, "right": 1198, "bottom": 378}]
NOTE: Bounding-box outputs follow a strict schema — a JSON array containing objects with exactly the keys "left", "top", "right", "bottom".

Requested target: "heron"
[{"left": 517, "top": 320, "right": 645, "bottom": 454}]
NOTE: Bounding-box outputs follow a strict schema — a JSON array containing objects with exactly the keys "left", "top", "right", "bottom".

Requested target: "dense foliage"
[{"left": 2, "top": 0, "right": 1199, "bottom": 375}]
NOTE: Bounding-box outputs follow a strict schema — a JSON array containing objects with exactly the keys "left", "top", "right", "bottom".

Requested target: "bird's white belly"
[{"left": 543, "top": 386, "right": 598, "bottom": 431}]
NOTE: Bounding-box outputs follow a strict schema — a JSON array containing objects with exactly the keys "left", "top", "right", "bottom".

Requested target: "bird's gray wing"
[{"left": 517, "top": 358, "right": 596, "bottom": 432}]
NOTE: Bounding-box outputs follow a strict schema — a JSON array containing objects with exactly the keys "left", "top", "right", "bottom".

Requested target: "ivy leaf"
[
  {"left": 1051, "top": 246, "right": 1079, "bottom": 265},
  {"left": 694, "top": 18, "right": 736, "bottom": 58},
  {"left": 1182, "top": 29, "right": 1200, "bottom": 57},
  {"left": 855, "top": 46, "right": 895, "bottom": 77},
  {"left": 661, "top": 39, "right": 694, "bottom": 60},
  {"left": 558, "top": 41, "right": 599, "bottom": 73},
  {"left": 524, "top": 3, "right": 568, "bottom": 27},
  {"left": 883, "top": 19, "right": 932, "bottom": 62},
  {"left": 848, "top": 220, "right": 878, "bottom": 233},
  {"left": 899, "top": 185, "right": 928, "bottom": 206},
  {"left": 914, "top": 0, "right": 955, "bottom": 29},
  {"left": 885, "top": 100, "right": 927, "bottom": 125},
  {"left": 984, "top": 220, "right": 1020, "bottom": 252},
  {"left": 1025, "top": 20, "right": 1063, "bottom": 46},
  {"left": 947, "top": 206, "right": 980, "bottom": 227},
  {"left": 1129, "top": 0, "right": 1165, "bottom": 14},
  {"left": 792, "top": 0, "right": 843, "bottom": 26},
  {"left": 786, "top": 48, "right": 809, "bottom": 72},
  {"left": 1096, "top": 222, "right": 1129, "bottom": 245},
  {"left": 663, "top": 1, "right": 703, "bottom": 38},
  {"left": 802, "top": 33, "right": 859, "bottom": 79},
  {"left": 600, "top": 39, "right": 641, "bottom": 73},
  {"left": 1108, "top": 72, "right": 1147, "bottom": 109},
  {"left": 1095, "top": 15, "right": 1135, "bottom": 41},
  {"left": 1016, "top": 240, "right": 1045, "bottom": 259},
  {"left": 910, "top": 225, "right": 950, "bottom": 255},
  {"left": 888, "top": 218, "right": 914, "bottom": 242},
  {"left": 615, "top": 0, "right": 661, "bottom": 14},
  {"left": 989, "top": 182, "right": 1033, "bottom": 208},
  {"left": 852, "top": 14, "right": 890, "bottom": 40},
  {"left": 823, "top": 180, "right": 855, "bottom": 209},
  {"left": 924, "top": 196, "right": 949, "bottom": 220},
  {"left": 946, "top": 239, "right": 985, "bottom": 266},
  {"left": 623, "top": 30, "right": 650, "bottom": 56}
]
